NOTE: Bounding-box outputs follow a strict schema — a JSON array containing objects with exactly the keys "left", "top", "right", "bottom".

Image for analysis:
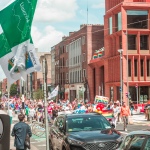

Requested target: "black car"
[
  {"left": 49, "top": 113, "right": 123, "bottom": 150},
  {"left": 118, "top": 130, "right": 150, "bottom": 150}
]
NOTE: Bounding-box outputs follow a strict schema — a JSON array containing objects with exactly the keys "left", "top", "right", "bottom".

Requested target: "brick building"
[
  {"left": 53, "top": 24, "right": 104, "bottom": 102},
  {"left": 89, "top": 0, "right": 150, "bottom": 103}
]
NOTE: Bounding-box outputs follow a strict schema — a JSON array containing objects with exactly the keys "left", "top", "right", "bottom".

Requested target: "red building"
[
  {"left": 89, "top": 0, "right": 150, "bottom": 104},
  {"left": 54, "top": 25, "right": 104, "bottom": 102}
]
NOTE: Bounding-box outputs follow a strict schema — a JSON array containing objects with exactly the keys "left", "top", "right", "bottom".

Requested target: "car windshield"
[{"left": 66, "top": 115, "right": 112, "bottom": 132}]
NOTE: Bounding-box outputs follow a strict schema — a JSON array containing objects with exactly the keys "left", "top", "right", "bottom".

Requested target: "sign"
[{"left": 95, "top": 95, "right": 109, "bottom": 105}]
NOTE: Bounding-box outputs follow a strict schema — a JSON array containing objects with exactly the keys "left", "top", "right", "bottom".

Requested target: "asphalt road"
[{"left": 30, "top": 123, "right": 150, "bottom": 150}]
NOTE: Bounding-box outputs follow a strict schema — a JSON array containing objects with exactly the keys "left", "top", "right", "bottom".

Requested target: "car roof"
[
  {"left": 127, "top": 130, "right": 150, "bottom": 136},
  {"left": 59, "top": 113, "right": 102, "bottom": 118}
]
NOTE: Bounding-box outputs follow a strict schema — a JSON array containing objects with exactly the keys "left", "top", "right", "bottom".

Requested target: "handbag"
[{"left": 24, "top": 134, "right": 30, "bottom": 149}]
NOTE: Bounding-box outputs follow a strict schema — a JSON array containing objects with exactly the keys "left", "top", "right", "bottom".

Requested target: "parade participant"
[
  {"left": 120, "top": 102, "right": 130, "bottom": 131},
  {"left": 116, "top": 101, "right": 121, "bottom": 123},
  {"left": 11, "top": 114, "right": 32, "bottom": 150},
  {"left": 28, "top": 106, "right": 35, "bottom": 122},
  {"left": 8, "top": 106, "right": 13, "bottom": 124},
  {"left": 112, "top": 103, "right": 118, "bottom": 128},
  {"left": 47, "top": 102, "right": 53, "bottom": 122}
]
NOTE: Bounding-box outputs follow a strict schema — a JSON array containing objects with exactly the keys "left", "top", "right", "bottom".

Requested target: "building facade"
[
  {"left": 89, "top": 0, "right": 150, "bottom": 103},
  {"left": 53, "top": 25, "right": 104, "bottom": 102}
]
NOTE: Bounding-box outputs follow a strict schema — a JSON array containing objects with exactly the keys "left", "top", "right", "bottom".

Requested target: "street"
[
  {"left": 9, "top": 113, "right": 150, "bottom": 150},
  {"left": 31, "top": 124, "right": 150, "bottom": 150}
]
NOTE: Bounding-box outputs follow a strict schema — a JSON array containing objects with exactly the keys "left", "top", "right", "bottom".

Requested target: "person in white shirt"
[
  {"left": 8, "top": 107, "right": 13, "bottom": 124},
  {"left": 112, "top": 103, "right": 119, "bottom": 128},
  {"left": 29, "top": 106, "right": 35, "bottom": 122}
]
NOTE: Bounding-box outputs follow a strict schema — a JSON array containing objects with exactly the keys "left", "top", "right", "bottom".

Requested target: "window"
[
  {"left": 141, "top": 60, "right": 144, "bottom": 76},
  {"left": 144, "top": 137, "right": 150, "bottom": 150},
  {"left": 66, "top": 45, "right": 68, "bottom": 52},
  {"left": 119, "top": 136, "right": 132, "bottom": 150},
  {"left": 147, "top": 59, "right": 150, "bottom": 76},
  {"left": 82, "top": 53, "right": 86, "bottom": 62},
  {"left": 109, "top": 17, "right": 112, "bottom": 34},
  {"left": 140, "top": 35, "right": 148, "bottom": 50},
  {"left": 128, "top": 60, "right": 131, "bottom": 77},
  {"left": 116, "top": 12, "right": 122, "bottom": 31},
  {"left": 83, "top": 69, "right": 86, "bottom": 78},
  {"left": 128, "top": 35, "right": 136, "bottom": 50},
  {"left": 119, "top": 36, "right": 122, "bottom": 49},
  {"left": 82, "top": 36, "right": 85, "bottom": 45},
  {"left": 66, "top": 73, "right": 68, "bottom": 80},
  {"left": 127, "top": 10, "right": 148, "bottom": 29},
  {"left": 128, "top": 135, "right": 146, "bottom": 150},
  {"left": 66, "top": 59, "right": 68, "bottom": 67},
  {"left": 66, "top": 116, "right": 111, "bottom": 132},
  {"left": 134, "top": 59, "right": 138, "bottom": 76}
]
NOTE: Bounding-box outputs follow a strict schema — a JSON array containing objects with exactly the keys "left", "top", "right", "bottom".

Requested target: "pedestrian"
[
  {"left": 120, "top": 102, "right": 131, "bottom": 131},
  {"left": 112, "top": 103, "right": 119, "bottom": 128},
  {"left": 11, "top": 113, "right": 32, "bottom": 150},
  {"left": 8, "top": 106, "right": 13, "bottom": 124}
]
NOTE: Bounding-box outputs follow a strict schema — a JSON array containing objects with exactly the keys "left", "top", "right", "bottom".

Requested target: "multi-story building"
[
  {"left": 53, "top": 25, "right": 104, "bottom": 102},
  {"left": 89, "top": 0, "right": 150, "bottom": 103},
  {"left": 51, "top": 46, "right": 56, "bottom": 86}
]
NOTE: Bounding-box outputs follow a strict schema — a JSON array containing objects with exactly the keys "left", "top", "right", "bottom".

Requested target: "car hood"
[{"left": 68, "top": 129, "right": 121, "bottom": 142}]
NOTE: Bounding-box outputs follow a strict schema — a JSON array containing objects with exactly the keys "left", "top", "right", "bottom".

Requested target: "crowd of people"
[{"left": 0, "top": 97, "right": 133, "bottom": 131}]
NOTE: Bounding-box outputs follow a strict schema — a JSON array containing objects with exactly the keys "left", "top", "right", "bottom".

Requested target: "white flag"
[
  {"left": 0, "top": 0, "right": 41, "bottom": 84},
  {"left": 48, "top": 86, "right": 59, "bottom": 99}
]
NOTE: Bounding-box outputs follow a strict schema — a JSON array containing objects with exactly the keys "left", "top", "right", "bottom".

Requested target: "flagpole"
[{"left": 42, "top": 58, "right": 49, "bottom": 150}]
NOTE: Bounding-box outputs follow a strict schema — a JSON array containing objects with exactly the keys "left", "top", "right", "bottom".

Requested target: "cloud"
[
  {"left": 92, "top": 0, "right": 105, "bottom": 9},
  {"left": 31, "top": 25, "right": 64, "bottom": 52},
  {"left": 34, "top": 0, "right": 78, "bottom": 22}
]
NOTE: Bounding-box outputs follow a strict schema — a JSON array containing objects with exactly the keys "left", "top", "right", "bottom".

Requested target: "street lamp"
[{"left": 118, "top": 49, "right": 123, "bottom": 105}]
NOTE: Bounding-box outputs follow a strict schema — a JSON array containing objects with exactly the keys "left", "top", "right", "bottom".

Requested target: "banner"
[
  {"left": 48, "top": 86, "right": 59, "bottom": 99},
  {"left": 95, "top": 95, "right": 109, "bottom": 105}
]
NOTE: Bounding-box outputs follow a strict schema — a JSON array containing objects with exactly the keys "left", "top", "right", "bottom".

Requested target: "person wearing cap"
[{"left": 120, "top": 102, "right": 131, "bottom": 131}]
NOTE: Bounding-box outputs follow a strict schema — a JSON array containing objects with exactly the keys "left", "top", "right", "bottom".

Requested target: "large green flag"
[{"left": 0, "top": 0, "right": 41, "bottom": 84}]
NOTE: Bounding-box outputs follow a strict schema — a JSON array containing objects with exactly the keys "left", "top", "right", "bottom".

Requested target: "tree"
[
  {"left": 33, "top": 89, "right": 44, "bottom": 100},
  {"left": 10, "top": 84, "right": 17, "bottom": 96}
]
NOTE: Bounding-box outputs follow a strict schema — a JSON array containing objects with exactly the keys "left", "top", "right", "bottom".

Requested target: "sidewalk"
[
  {"left": 131, "top": 113, "right": 150, "bottom": 125},
  {"left": 10, "top": 114, "right": 39, "bottom": 150}
]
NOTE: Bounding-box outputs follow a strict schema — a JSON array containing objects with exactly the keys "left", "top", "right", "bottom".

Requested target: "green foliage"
[
  {"left": 33, "top": 89, "right": 44, "bottom": 100},
  {"left": 10, "top": 84, "right": 17, "bottom": 96}
]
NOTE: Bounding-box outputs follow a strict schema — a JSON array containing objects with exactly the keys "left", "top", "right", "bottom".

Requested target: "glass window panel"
[
  {"left": 144, "top": 137, "right": 150, "bottom": 150},
  {"left": 118, "top": 12, "right": 122, "bottom": 31},
  {"left": 128, "top": 135, "right": 146, "bottom": 150},
  {"left": 134, "top": 59, "right": 138, "bottom": 76},
  {"left": 140, "top": 35, "right": 149, "bottom": 50},
  {"left": 128, "top": 35, "right": 137, "bottom": 50},
  {"left": 127, "top": 10, "right": 148, "bottom": 29},
  {"left": 109, "top": 17, "right": 112, "bottom": 34}
]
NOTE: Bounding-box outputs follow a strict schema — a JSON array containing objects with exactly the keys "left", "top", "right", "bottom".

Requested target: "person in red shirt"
[{"left": 120, "top": 102, "right": 131, "bottom": 131}]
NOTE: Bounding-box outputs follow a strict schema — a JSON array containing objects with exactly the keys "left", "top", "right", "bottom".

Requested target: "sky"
[{"left": 0, "top": 0, "right": 105, "bottom": 81}]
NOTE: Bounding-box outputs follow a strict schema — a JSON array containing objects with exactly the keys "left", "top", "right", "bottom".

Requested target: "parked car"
[
  {"left": 49, "top": 113, "right": 123, "bottom": 150},
  {"left": 118, "top": 130, "right": 150, "bottom": 150}
]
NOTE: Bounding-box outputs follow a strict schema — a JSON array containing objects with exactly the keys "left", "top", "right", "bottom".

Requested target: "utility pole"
[
  {"left": 118, "top": 49, "right": 123, "bottom": 105},
  {"left": 30, "top": 73, "right": 32, "bottom": 100},
  {"left": 42, "top": 58, "right": 49, "bottom": 150},
  {"left": 21, "top": 79, "right": 25, "bottom": 113}
]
